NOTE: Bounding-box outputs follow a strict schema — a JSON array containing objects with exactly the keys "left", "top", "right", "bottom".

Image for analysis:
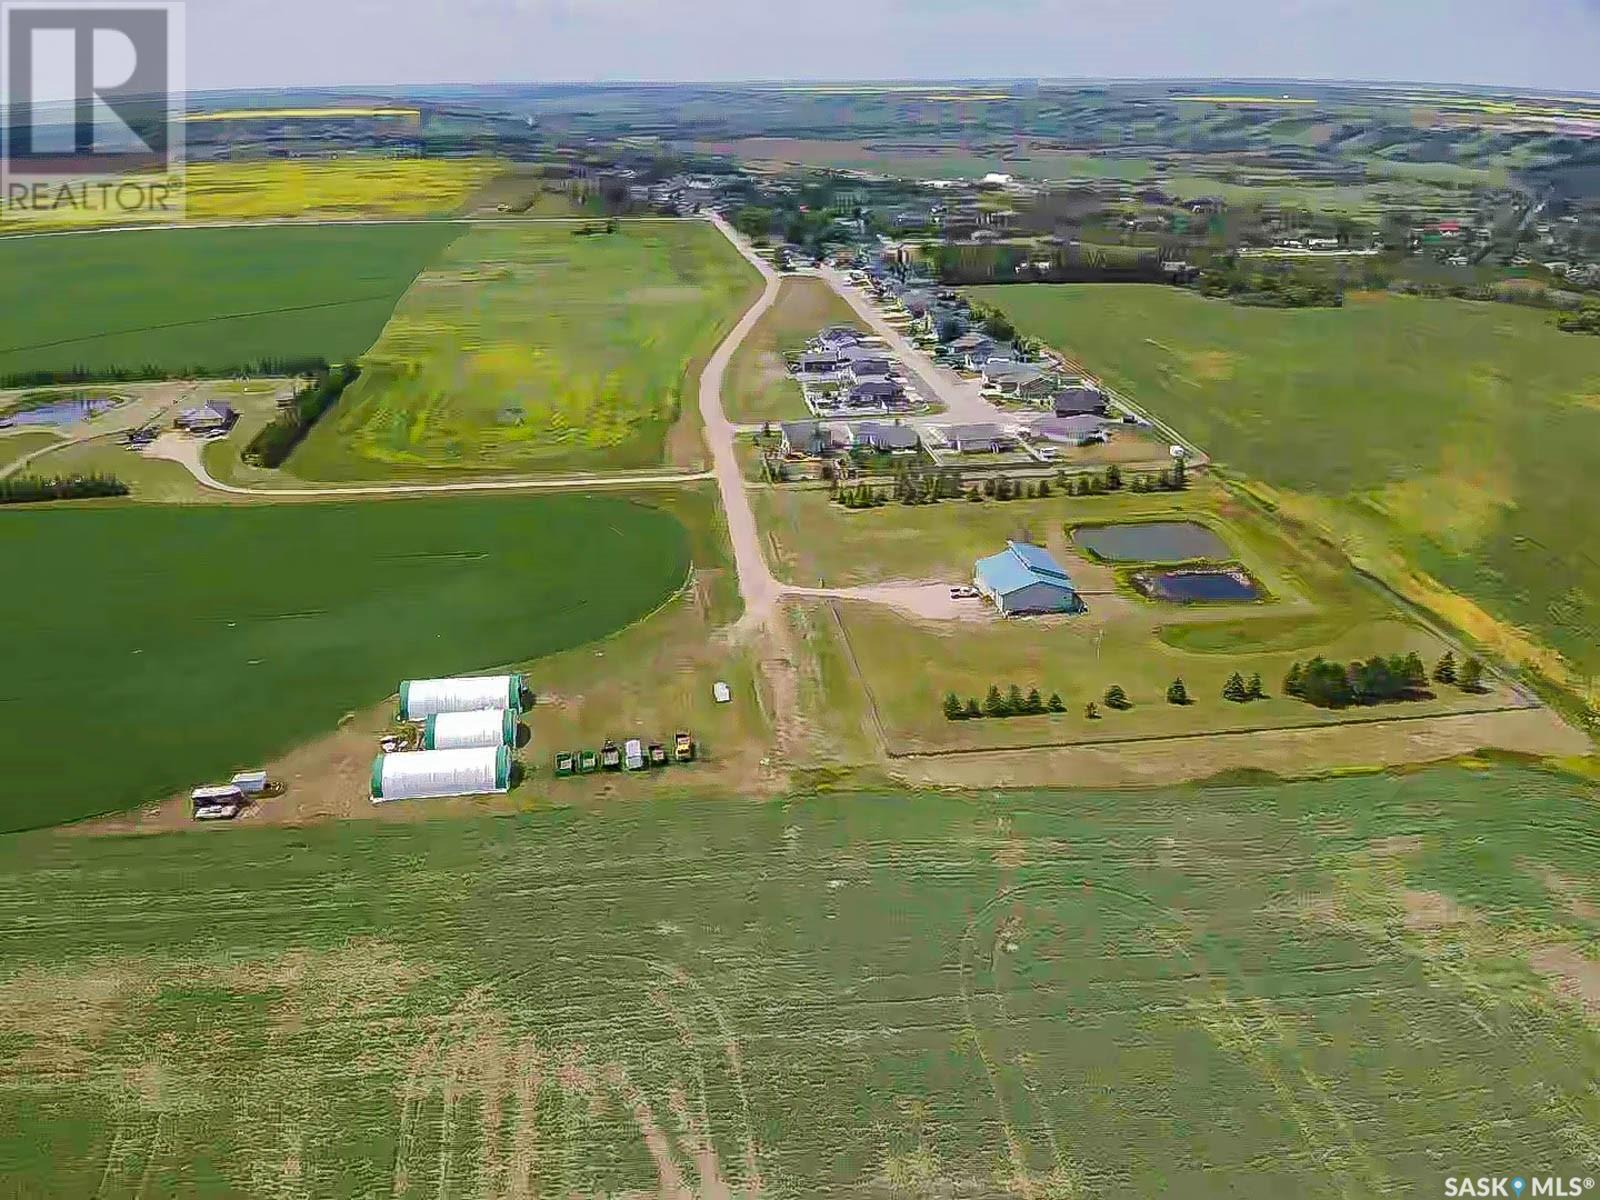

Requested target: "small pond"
[
  {"left": 1134, "top": 567, "right": 1262, "bottom": 603},
  {"left": 0, "top": 396, "right": 119, "bottom": 429},
  {"left": 1074, "top": 521, "right": 1231, "bottom": 563}
]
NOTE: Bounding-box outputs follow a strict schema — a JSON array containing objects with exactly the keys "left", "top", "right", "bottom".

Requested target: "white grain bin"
[
  {"left": 423, "top": 708, "right": 518, "bottom": 750},
  {"left": 397, "top": 674, "right": 523, "bottom": 720},
  {"left": 371, "top": 747, "right": 511, "bottom": 803}
]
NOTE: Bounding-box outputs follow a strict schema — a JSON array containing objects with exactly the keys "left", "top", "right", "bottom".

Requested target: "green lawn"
[
  {"left": 0, "top": 224, "right": 462, "bottom": 381},
  {"left": 0, "top": 494, "right": 690, "bottom": 830},
  {"left": 290, "top": 221, "right": 761, "bottom": 479},
  {"left": 973, "top": 285, "right": 1600, "bottom": 701},
  {"left": 2, "top": 764, "right": 1599, "bottom": 1195}
]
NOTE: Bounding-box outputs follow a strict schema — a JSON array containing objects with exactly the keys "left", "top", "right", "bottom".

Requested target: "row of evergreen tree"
[
  {"left": 833, "top": 461, "right": 1186, "bottom": 510},
  {"left": 944, "top": 685, "right": 1066, "bottom": 721},
  {"left": 0, "top": 473, "right": 128, "bottom": 505},
  {"left": 243, "top": 364, "right": 361, "bottom": 468},
  {"left": 0, "top": 356, "right": 330, "bottom": 390}
]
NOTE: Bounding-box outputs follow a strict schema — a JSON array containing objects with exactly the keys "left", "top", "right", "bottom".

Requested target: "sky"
[{"left": 189, "top": 0, "right": 1600, "bottom": 94}]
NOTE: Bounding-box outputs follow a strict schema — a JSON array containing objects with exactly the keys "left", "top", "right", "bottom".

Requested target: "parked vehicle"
[
  {"left": 579, "top": 750, "right": 600, "bottom": 774},
  {"left": 600, "top": 742, "right": 622, "bottom": 771},
  {"left": 555, "top": 752, "right": 576, "bottom": 778},
  {"left": 648, "top": 742, "right": 668, "bottom": 767},
  {"left": 675, "top": 732, "right": 696, "bottom": 762}
]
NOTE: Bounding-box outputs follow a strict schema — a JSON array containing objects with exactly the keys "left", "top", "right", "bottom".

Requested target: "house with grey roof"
[
  {"left": 1053, "top": 386, "right": 1109, "bottom": 417},
  {"left": 780, "top": 420, "right": 846, "bottom": 457},
  {"left": 941, "top": 422, "right": 1010, "bottom": 454},
  {"left": 818, "top": 325, "right": 865, "bottom": 351},
  {"left": 853, "top": 421, "right": 921, "bottom": 454},
  {"left": 796, "top": 350, "right": 847, "bottom": 375},
  {"left": 847, "top": 378, "right": 907, "bottom": 408},
  {"left": 1029, "top": 415, "right": 1110, "bottom": 445}
]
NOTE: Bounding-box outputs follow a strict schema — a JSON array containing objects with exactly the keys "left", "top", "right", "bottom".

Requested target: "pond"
[
  {"left": 0, "top": 396, "right": 119, "bottom": 429},
  {"left": 1074, "top": 520, "right": 1231, "bottom": 563},
  {"left": 1134, "top": 567, "right": 1262, "bottom": 603}
]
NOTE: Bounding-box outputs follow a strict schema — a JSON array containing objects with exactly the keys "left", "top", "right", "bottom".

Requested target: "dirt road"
[{"left": 147, "top": 433, "right": 714, "bottom": 498}]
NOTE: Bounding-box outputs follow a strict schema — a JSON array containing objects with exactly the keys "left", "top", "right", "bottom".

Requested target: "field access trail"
[{"left": 147, "top": 434, "right": 714, "bottom": 497}]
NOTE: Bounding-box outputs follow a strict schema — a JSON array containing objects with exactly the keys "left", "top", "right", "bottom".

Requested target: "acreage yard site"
[
  {"left": 0, "top": 495, "right": 688, "bottom": 831},
  {"left": 975, "top": 285, "right": 1600, "bottom": 701},
  {"left": 0, "top": 224, "right": 460, "bottom": 382},
  {"left": 3, "top": 766, "right": 1599, "bottom": 1197},
  {"left": 291, "top": 221, "right": 761, "bottom": 479},
  {"left": 724, "top": 276, "right": 862, "bottom": 423}
]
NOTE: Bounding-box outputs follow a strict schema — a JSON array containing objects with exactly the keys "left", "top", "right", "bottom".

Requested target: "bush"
[
  {"left": 1247, "top": 673, "right": 1266, "bottom": 701},
  {"left": 1104, "top": 684, "right": 1130, "bottom": 710},
  {"left": 963, "top": 697, "right": 982, "bottom": 719},
  {"left": 1459, "top": 658, "right": 1485, "bottom": 693},
  {"left": 948, "top": 684, "right": 1065, "bottom": 722},
  {"left": 1047, "top": 692, "right": 1066, "bottom": 713},
  {"left": 984, "top": 685, "right": 1008, "bottom": 718},
  {"left": 943, "top": 692, "right": 964, "bottom": 721},
  {"left": 243, "top": 363, "right": 361, "bottom": 469},
  {"left": 0, "top": 473, "right": 128, "bottom": 504},
  {"left": 1222, "top": 672, "right": 1249, "bottom": 703},
  {"left": 1166, "top": 678, "right": 1190, "bottom": 706},
  {"left": 1024, "top": 687, "right": 1044, "bottom": 715},
  {"left": 1433, "top": 652, "right": 1458, "bottom": 686}
]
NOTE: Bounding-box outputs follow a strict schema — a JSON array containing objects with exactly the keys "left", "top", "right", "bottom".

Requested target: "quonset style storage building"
[
  {"left": 422, "top": 708, "right": 519, "bottom": 750},
  {"left": 372, "top": 747, "right": 511, "bottom": 803},
  {"left": 974, "top": 541, "right": 1083, "bottom": 616},
  {"left": 398, "top": 674, "right": 523, "bottom": 720}
]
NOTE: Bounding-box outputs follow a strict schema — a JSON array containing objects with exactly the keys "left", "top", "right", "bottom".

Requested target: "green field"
[
  {"left": 0, "top": 224, "right": 461, "bottom": 381},
  {"left": 973, "top": 286, "right": 1600, "bottom": 702},
  {"left": 2, "top": 764, "right": 1599, "bottom": 1195},
  {"left": 0, "top": 494, "right": 690, "bottom": 830},
  {"left": 290, "top": 221, "right": 761, "bottom": 479}
]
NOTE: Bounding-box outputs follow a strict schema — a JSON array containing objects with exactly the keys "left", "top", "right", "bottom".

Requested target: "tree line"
[
  {"left": 945, "top": 685, "right": 1066, "bottom": 721},
  {"left": 1283, "top": 651, "right": 1483, "bottom": 710},
  {"left": 243, "top": 364, "right": 361, "bottom": 469},
  {"left": 0, "top": 473, "right": 128, "bottom": 505},
  {"left": 831, "top": 462, "right": 1186, "bottom": 510},
  {"left": 0, "top": 356, "right": 331, "bottom": 391}
]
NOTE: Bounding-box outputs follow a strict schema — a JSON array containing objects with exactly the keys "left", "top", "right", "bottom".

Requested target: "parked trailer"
[
  {"left": 555, "top": 752, "right": 576, "bottom": 778},
  {"left": 624, "top": 739, "right": 646, "bottom": 771},
  {"left": 371, "top": 747, "right": 511, "bottom": 803},
  {"left": 397, "top": 674, "right": 524, "bottom": 720},
  {"left": 674, "top": 732, "right": 696, "bottom": 762},
  {"left": 423, "top": 708, "right": 518, "bottom": 750}
]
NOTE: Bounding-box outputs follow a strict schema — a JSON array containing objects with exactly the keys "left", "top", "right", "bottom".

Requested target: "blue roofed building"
[{"left": 973, "top": 541, "right": 1082, "bottom": 616}]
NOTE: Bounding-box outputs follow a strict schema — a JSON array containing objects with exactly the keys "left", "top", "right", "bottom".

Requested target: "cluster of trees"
[
  {"left": 0, "top": 356, "right": 330, "bottom": 390},
  {"left": 0, "top": 473, "right": 128, "bottom": 505},
  {"left": 944, "top": 685, "right": 1066, "bottom": 721},
  {"left": 1556, "top": 306, "right": 1600, "bottom": 336},
  {"left": 1283, "top": 651, "right": 1458, "bottom": 709},
  {"left": 1063, "top": 460, "right": 1186, "bottom": 495},
  {"left": 1196, "top": 262, "right": 1344, "bottom": 308},
  {"left": 834, "top": 462, "right": 1186, "bottom": 510},
  {"left": 1222, "top": 672, "right": 1268, "bottom": 703},
  {"left": 928, "top": 243, "right": 1167, "bottom": 286},
  {"left": 243, "top": 363, "right": 361, "bottom": 469}
]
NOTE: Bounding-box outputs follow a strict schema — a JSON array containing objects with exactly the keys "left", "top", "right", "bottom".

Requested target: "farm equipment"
[
  {"left": 600, "top": 741, "right": 622, "bottom": 771},
  {"left": 674, "top": 732, "right": 696, "bottom": 763},
  {"left": 579, "top": 750, "right": 599, "bottom": 774},
  {"left": 555, "top": 752, "right": 576, "bottom": 778},
  {"left": 648, "top": 742, "right": 668, "bottom": 767}
]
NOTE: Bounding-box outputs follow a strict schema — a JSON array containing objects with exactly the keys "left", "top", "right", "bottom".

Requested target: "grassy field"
[
  {"left": 973, "top": 286, "right": 1600, "bottom": 708},
  {"left": 0, "top": 494, "right": 690, "bottom": 831},
  {"left": 0, "top": 157, "right": 500, "bottom": 231},
  {"left": 0, "top": 429, "right": 62, "bottom": 473},
  {"left": 290, "top": 221, "right": 761, "bottom": 479},
  {"left": 724, "top": 277, "right": 861, "bottom": 423},
  {"left": 0, "top": 224, "right": 462, "bottom": 381},
  {"left": 2, "top": 764, "right": 1599, "bottom": 1195},
  {"left": 754, "top": 479, "right": 1519, "bottom": 753}
]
